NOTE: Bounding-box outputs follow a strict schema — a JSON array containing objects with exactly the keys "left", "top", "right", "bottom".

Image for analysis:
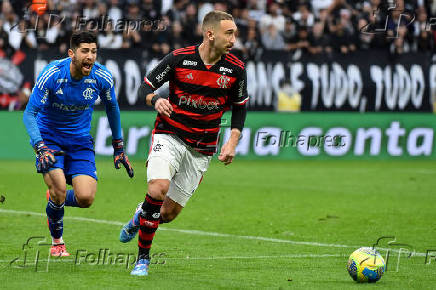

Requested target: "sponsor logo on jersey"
[
  {"left": 52, "top": 102, "right": 90, "bottom": 111},
  {"left": 156, "top": 65, "right": 171, "bottom": 82},
  {"left": 216, "top": 75, "right": 230, "bottom": 88},
  {"left": 185, "top": 73, "right": 194, "bottom": 80},
  {"left": 152, "top": 213, "right": 161, "bottom": 218},
  {"left": 183, "top": 60, "right": 197, "bottom": 66},
  {"left": 84, "top": 79, "right": 96, "bottom": 84},
  {"left": 56, "top": 88, "right": 63, "bottom": 95},
  {"left": 219, "top": 67, "right": 233, "bottom": 74},
  {"left": 57, "top": 79, "right": 68, "bottom": 83},
  {"left": 82, "top": 88, "right": 95, "bottom": 100},
  {"left": 179, "top": 95, "right": 219, "bottom": 110}
]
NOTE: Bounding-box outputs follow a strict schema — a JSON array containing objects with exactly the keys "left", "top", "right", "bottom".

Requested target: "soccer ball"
[{"left": 347, "top": 247, "right": 385, "bottom": 283}]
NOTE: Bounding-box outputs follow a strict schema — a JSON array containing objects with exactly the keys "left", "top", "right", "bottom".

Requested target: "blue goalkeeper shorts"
[{"left": 35, "top": 131, "right": 97, "bottom": 185}]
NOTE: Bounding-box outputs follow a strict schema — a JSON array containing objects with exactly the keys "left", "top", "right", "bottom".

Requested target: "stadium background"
[{"left": 1, "top": 0, "right": 436, "bottom": 288}]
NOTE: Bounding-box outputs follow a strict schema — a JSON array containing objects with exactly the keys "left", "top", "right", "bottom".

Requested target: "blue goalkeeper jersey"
[{"left": 23, "top": 57, "right": 122, "bottom": 146}]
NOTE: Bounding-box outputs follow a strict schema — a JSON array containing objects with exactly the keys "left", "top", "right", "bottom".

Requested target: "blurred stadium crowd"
[{"left": 1, "top": 0, "right": 436, "bottom": 60}]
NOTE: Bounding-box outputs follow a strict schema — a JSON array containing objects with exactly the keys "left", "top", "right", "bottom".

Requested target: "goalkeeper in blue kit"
[{"left": 23, "top": 31, "right": 134, "bottom": 256}]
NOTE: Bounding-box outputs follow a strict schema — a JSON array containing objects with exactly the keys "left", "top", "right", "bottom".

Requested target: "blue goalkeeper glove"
[
  {"left": 112, "top": 139, "right": 134, "bottom": 178},
  {"left": 34, "top": 141, "right": 64, "bottom": 173}
]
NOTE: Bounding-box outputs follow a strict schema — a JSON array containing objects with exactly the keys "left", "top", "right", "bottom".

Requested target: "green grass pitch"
[{"left": 0, "top": 159, "right": 435, "bottom": 289}]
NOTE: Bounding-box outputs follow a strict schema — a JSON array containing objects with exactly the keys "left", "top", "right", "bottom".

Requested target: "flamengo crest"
[
  {"left": 216, "top": 75, "right": 230, "bottom": 88},
  {"left": 83, "top": 88, "right": 95, "bottom": 100}
]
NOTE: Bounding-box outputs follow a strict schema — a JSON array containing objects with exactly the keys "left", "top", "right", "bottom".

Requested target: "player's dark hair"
[
  {"left": 70, "top": 31, "right": 98, "bottom": 50},
  {"left": 202, "top": 10, "right": 234, "bottom": 31}
]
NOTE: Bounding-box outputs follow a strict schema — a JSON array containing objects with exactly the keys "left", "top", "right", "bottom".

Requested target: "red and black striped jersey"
[{"left": 144, "top": 45, "right": 249, "bottom": 155}]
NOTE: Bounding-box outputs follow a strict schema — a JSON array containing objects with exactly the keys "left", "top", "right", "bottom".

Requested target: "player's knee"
[
  {"left": 49, "top": 185, "right": 66, "bottom": 201},
  {"left": 76, "top": 195, "right": 94, "bottom": 208},
  {"left": 75, "top": 189, "right": 96, "bottom": 208},
  {"left": 148, "top": 180, "right": 169, "bottom": 200}
]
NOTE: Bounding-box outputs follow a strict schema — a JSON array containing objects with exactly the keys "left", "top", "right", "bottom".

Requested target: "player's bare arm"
[
  {"left": 218, "top": 128, "right": 241, "bottom": 165},
  {"left": 144, "top": 92, "right": 173, "bottom": 118}
]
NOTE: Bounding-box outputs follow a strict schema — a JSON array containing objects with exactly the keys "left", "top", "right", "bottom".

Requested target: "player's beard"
[
  {"left": 223, "top": 43, "right": 233, "bottom": 54},
  {"left": 80, "top": 59, "right": 93, "bottom": 76},
  {"left": 72, "top": 57, "right": 93, "bottom": 77}
]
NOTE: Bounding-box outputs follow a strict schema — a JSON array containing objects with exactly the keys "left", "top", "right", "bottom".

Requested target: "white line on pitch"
[
  {"left": 0, "top": 208, "right": 427, "bottom": 256},
  {"left": 169, "top": 254, "right": 346, "bottom": 260},
  {"left": 0, "top": 254, "right": 345, "bottom": 264}
]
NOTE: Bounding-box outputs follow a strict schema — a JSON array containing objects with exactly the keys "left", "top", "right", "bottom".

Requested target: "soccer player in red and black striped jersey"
[{"left": 120, "top": 11, "right": 249, "bottom": 276}]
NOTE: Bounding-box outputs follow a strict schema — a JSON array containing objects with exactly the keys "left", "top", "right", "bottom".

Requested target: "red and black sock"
[{"left": 138, "top": 193, "right": 163, "bottom": 260}]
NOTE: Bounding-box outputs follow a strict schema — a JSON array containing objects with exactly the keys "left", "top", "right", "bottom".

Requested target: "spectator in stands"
[
  {"left": 357, "top": 18, "right": 373, "bottom": 49},
  {"left": 139, "top": 19, "right": 153, "bottom": 51},
  {"left": 0, "top": 19, "right": 13, "bottom": 57},
  {"left": 141, "top": 0, "right": 162, "bottom": 22},
  {"left": 108, "top": 0, "right": 123, "bottom": 24},
  {"left": 44, "top": 13, "right": 61, "bottom": 48},
  {"left": 234, "top": 8, "right": 250, "bottom": 39},
  {"left": 243, "top": 26, "right": 262, "bottom": 60},
  {"left": 2, "top": 1, "right": 16, "bottom": 32},
  {"left": 198, "top": 2, "right": 214, "bottom": 24},
  {"left": 308, "top": 21, "right": 331, "bottom": 54},
  {"left": 282, "top": 20, "right": 296, "bottom": 46},
  {"left": 98, "top": 22, "right": 123, "bottom": 49},
  {"left": 330, "top": 18, "right": 355, "bottom": 54},
  {"left": 82, "top": 0, "right": 99, "bottom": 20},
  {"left": 311, "top": 0, "right": 334, "bottom": 17},
  {"left": 16, "top": 19, "right": 38, "bottom": 49},
  {"left": 166, "top": 0, "right": 188, "bottom": 22},
  {"left": 390, "top": 29, "right": 408, "bottom": 56},
  {"left": 247, "top": 0, "right": 266, "bottom": 22},
  {"left": 339, "top": 9, "right": 357, "bottom": 51},
  {"left": 213, "top": 1, "right": 230, "bottom": 13},
  {"left": 287, "top": 25, "right": 310, "bottom": 54},
  {"left": 327, "top": 0, "right": 355, "bottom": 19},
  {"left": 121, "top": 27, "right": 142, "bottom": 48},
  {"left": 8, "top": 19, "right": 25, "bottom": 50},
  {"left": 293, "top": 3, "right": 315, "bottom": 28},
  {"left": 168, "top": 20, "right": 185, "bottom": 50},
  {"left": 125, "top": 3, "right": 142, "bottom": 22},
  {"left": 35, "top": 17, "right": 50, "bottom": 50},
  {"left": 427, "top": 0, "right": 436, "bottom": 17},
  {"left": 261, "top": 23, "right": 285, "bottom": 50},
  {"left": 413, "top": 9, "right": 433, "bottom": 52},
  {"left": 152, "top": 15, "right": 172, "bottom": 55},
  {"left": 181, "top": 3, "right": 201, "bottom": 44},
  {"left": 387, "top": 6, "right": 412, "bottom": 53},
  {"left": 259, "top": 1, "right": 285, "bottom": 32}
]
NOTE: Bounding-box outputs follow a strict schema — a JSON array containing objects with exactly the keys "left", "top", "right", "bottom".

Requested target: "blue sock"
[
  {"left": 65, "top": 189, "right": 80, "bottom": 207},
  {"left": 46, "top": 199, "right": 65, "bottom": 240}
]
